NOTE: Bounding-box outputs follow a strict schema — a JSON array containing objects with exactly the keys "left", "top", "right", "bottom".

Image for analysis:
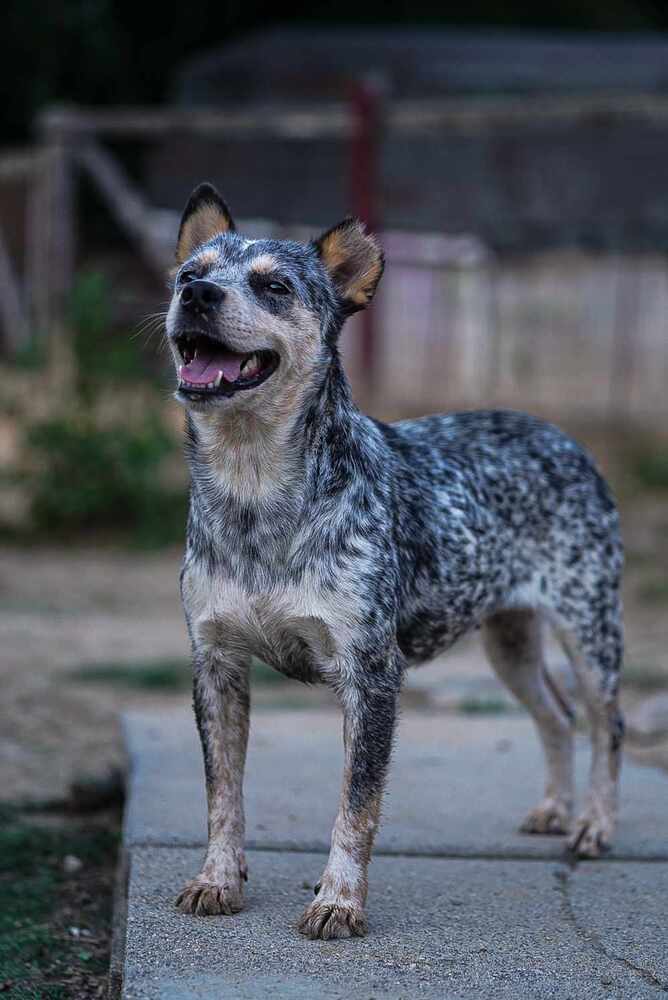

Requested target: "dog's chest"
[{"left": 181, "top": 562, "right": 352, "bottom": 680}]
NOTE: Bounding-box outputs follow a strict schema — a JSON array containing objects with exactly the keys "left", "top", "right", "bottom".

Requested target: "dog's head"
[{"left": 165, "top": 183, "right": 384, "bottom": 413}]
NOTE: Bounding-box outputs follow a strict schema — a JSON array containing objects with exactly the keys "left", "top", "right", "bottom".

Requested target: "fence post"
[
  {"left": 0, "top": 228, "right": 28, "bottom": 353},
  {"left": 31, "top": 108, "right": 76, "bottom": 377},
  {"left": 0, "top": 153, "right": 33, "bottom": 353},
  {"left": 26, "top": 149, "right": 49, "bottom": 339},
  {"left": 350, "top": 77, "right": 384, "bottom": 398},
  {"left": 610, "top": 252, "right": 638, "bottom": 421}
]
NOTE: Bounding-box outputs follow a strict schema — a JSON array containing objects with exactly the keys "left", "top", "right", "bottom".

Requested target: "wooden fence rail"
[{"left": 37, "top": 94, "right": 668, "bottom": 140}]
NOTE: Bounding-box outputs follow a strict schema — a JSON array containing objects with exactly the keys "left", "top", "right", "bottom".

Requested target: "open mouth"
[{"left": 174, "top": 333, "right": 279, "bottom": 398}]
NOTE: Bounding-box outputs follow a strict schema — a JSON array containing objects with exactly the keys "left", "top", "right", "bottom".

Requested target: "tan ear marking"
[
  {"left": 175, "top": 183, "right": 235, "bottom": 265},
  {"left": 315, "top": 219, "right": 384, "bottom": 313}
]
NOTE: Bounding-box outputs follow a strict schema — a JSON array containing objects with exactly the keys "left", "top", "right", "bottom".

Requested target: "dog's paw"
[
  {"left": 175, "top": 876, "right": 244, "bottom": 916},
  {"left": 520, "top": 798, "right": 572, "bottom": 836},
  {"left": 567, "top": 814, "right": 614, "bottom": 859},
  {"left": 297, "top": 899, "right": 368, "bottom": 940}
]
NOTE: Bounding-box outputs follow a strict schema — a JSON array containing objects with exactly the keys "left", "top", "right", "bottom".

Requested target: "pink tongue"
[{"left": 180, "top": 346, "right": 244, "bottom": 386}]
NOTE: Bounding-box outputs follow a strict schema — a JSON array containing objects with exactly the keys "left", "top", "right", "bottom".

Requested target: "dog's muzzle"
[{"left": 174, "top": 331, "right": 280, "bottom": 398}]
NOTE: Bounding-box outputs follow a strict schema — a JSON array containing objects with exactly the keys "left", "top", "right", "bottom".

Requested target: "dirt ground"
[
  {"left": 1, "top": 483, "right": 667, "bottom": 807},
  {"left": 0, "top": 544, "right": 186, "bottom": 804}
]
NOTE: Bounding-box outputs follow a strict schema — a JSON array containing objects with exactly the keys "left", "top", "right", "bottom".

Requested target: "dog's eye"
[
  {"left": 267, "top": 280, "right": 291, "bottom": 295},
  {"left": 180, "top": 269, "right": 197, "bottom": 284}
]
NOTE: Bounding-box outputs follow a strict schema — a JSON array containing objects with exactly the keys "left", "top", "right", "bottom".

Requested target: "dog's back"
[{"left": 377, "top": 409, "right": 622, "bottom": 668}]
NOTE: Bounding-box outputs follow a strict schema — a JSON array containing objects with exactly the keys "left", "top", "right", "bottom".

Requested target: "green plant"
[
  {"left": 11, "top": 337, "right": 49, "bottom": 372},
  {"left": 68, "top": 270, "right": 160, "bottom": 395},
  {"left": 26, "top": 413, "right": 187, "bottom": 546},
  {"left": 11, "top": 268, "right": 185, "bottom": 547}
]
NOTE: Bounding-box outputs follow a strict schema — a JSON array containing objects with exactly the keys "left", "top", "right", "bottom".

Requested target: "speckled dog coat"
[{"left": 164, "top": 184, "right": 624, "bottom": 940}]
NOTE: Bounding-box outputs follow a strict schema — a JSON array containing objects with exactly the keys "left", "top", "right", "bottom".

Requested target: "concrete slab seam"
[{"left": 553, "top": 864, "right": 668, "bottom": 994}]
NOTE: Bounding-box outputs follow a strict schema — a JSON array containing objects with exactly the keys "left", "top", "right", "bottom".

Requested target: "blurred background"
[{"left": 2, "top": 4, "right": 668, "bottom": 994}]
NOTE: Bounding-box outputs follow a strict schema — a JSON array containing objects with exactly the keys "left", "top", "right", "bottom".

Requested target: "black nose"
[{"left": 180, "top": 279, "right": 225, "bottom": 312}]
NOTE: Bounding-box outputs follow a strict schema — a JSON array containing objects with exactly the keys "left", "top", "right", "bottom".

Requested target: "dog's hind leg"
[
  {"left": 481, "top": 608, "right": 575, "bottom": 835},
  {"left": 175, "top": 651, "right": 250, "bottom": 916},
  {"left": 297, "top": 651, "right": 401, "bottom": 940},
  {"left": 556, "top": 602, "right": 624, "bottom": 859}
]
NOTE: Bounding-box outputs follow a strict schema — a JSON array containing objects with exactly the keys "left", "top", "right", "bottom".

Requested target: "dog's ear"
[
  {"left": 175, "top": 183, "right": 235, "bottom": 264},
  {"left": 313, "top": 218, "right": 384, "bottom": 313}
]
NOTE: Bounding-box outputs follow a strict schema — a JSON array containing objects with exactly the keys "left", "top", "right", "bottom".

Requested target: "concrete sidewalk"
[{"left": 116, "top": 706, "right": 668, "bottom": 999}]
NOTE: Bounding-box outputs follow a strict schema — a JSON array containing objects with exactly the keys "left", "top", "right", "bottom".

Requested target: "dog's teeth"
[
  {"left": 240, "top": 353, "right": 260, "bottom": 377},
  {"left": 214, "top": 371, "right": 224, "bottom": 387}
]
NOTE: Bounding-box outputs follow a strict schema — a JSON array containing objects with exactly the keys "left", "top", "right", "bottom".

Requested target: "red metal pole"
[{"left": 349, "top": 77, "right": 383, "bottom": 395}]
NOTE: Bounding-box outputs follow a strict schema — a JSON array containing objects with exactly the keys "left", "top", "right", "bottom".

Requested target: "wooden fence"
[
  {"left": 1, "top": 102, "right": 667, "bottom": 424},
  {"left": 345, "top": 244, "right": 668, "bottom": 423}
]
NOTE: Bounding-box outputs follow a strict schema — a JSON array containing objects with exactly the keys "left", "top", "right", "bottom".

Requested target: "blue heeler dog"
[{"left": 165, "top": 183, "right": 624, "bottom": 940}]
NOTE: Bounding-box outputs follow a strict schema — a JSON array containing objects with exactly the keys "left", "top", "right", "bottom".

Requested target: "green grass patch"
[
  {"left": 68, "top": 658, "right": 190, "bottom": 691},
  {"left": 0, "top": 805, "right": 118, "bottom": 998},
  {"left": 457, "top": 696, "right": 515, "bottom": 716},
  {"left": 67, "top": 657, "right": 286, "bottom": 692}
]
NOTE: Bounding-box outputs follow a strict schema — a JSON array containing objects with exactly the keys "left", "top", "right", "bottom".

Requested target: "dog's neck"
[
  {"left": 185, "top": 353, "right": 357, "bottom": 519},
  {"left": 188, "top": 405, "right": 305, "bottom": 504}
]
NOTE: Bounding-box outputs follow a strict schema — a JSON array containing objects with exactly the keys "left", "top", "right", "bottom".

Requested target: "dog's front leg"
[
  {"left": 175, "top": 654, "right": 250, "bottom": 916},
  {"left": 298, "top": 663, "right": 399, "bottom": 940}
]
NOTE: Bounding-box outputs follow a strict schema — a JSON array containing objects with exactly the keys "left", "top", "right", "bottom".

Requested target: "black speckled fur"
[{"left": 184, "top": 368, "right": 623, "bottom": 691}]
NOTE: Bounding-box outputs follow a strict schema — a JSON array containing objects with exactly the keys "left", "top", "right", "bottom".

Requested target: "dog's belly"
[
  {"left": 395, "top": 562, "right": 512, "bottom": 666},
  {"left": 397, "top": 608, "right": 478, "bottom": 665}
]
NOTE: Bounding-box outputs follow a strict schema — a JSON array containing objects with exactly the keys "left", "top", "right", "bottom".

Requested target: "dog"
[{"left": 165, "top": 183, "right": 624, "bottom": 940}]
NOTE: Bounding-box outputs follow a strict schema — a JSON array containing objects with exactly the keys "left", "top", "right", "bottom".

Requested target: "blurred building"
[{"left": 145, "top": 27, "right": 668, "bottom": 251}]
